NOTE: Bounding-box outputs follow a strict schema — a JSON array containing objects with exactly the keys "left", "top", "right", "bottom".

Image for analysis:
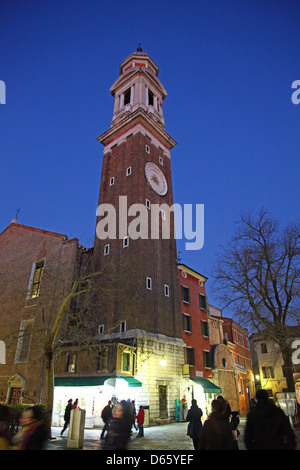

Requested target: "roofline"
[
  {"left": 222, "top": 316, "right": 249, "bottom": 334},
  {"left": 0, "top": 222, "right": 75, "bottom": 242},
  {"left": 177, "top": 263, "right": 208, "bottom": 282}
]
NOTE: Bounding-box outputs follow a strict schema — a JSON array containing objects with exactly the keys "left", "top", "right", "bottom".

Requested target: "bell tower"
[
  {"left": 110, "top": 46, "right": 167, "bottom": 129},
  {"left": 93, "top": 48, "right": 181, "bottom": 339}
]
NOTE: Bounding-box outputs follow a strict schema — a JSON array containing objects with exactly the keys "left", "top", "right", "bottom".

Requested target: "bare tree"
[{"left": 212, "top": 209, "right": 300, "bottom": 391}]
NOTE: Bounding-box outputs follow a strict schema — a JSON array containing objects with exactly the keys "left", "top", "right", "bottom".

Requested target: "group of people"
[
  {"left": 0, "top": 403, "right": 48, "bottom": 450},
  {"left": 60, "top": 398, "right": 79, "bottom": 436},
  {"left": 1, "top": 388, "right": 297, "bottom": 451},
  {"left": 186, "top": 396, "right": 238, "bottom": 450},
  {"left": 186, "top": 390, "right": 297, "bottom": 450},
  {"left": 100, "top": 399, "right": 145, "bottom": 450}
]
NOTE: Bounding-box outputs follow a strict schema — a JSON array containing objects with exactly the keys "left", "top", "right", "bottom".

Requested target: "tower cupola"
[{"left": 110, "top": 48, "right": 167, "bottom": 127}]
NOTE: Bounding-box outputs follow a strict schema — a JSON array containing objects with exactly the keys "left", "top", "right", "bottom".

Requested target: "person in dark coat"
[
  {"left": 100, "top": 400, "right": 112, "bottom": 440},
  {"left": 244, "top": 389, "right": 297, "bottom": 450},
  {"left": 186, "top": 399, "right": 203, "bottom": 450},
  {"left": 198, "top": 399, "right": 236, "bottom": 450},
  {"left": 61, "top": 399, "right": 73, "bottom": 436},
  {"left": 230, "top": 411, "right": 240, "bottom": 450},
  {"left": 217, "top": 395, "right": 232, "bottom": 422},
  {"left": 102, "top": 401, "right": 131, "bottom": 450}
]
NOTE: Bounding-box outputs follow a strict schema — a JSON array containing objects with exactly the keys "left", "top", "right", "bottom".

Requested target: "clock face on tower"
[{"left": 145, "top": 162, "right": 168, "bottom": 196}]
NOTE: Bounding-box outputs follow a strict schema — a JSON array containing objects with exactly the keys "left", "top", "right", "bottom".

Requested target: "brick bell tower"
[{"left": 93, "top": 47, "right": 181, "bottom": 340}]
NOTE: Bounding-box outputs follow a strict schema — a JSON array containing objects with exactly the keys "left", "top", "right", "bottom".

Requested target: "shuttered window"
[
  {"left": 181, "top": 286, "right": 190, "bottom": 303},
  {"left": 28, "top": 260, "right": 44, "bottom": 299},
  {"left": 15, "top": 320, "right": 34, "bottom": 363}
]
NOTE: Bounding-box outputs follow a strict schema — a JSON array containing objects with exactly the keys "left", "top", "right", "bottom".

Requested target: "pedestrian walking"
[
  {"left": 217, "top": 395, "right": 232, "bottom": 422},
  {"left": 244, "top": 389, "right": 297, "bottom": 450},
  {"left": 136, "top": 405, "right": 145, "bottom": 437},
  {"left": 126, "top": 399, "right": 136, "bottom": 434},
  {"left": 102, "top": 401, "right": 131, "bottom": 450},
  {"left": 198, "top": 399, "right": 236, "bottom": 450},
  {"left": 186, "top": 399, "right": 203, "bottom": 450},
  {"left": 16, "top": 406, "right": 47, "bottom": 450},
  {"left": 230, "top": 411, "right": 240, "bottom": 450},
  {"left": 61, "top": 399, "right": 73, "bottom": 436},
  {"left": 100, "top": 400, "right": 112, "bottom": 440}
]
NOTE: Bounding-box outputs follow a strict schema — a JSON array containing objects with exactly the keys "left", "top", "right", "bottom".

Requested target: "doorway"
[
  {"left": 159, "top": 385, "right": 168, "bottom": 418},
  {"left": 9, "top": 387, "right": 22, "bottom": 405}
]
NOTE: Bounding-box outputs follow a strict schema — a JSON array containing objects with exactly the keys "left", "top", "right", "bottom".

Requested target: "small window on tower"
[
  {"left": 104, "top": 244, "right": 110, "bottom": 256},
  {"left": 110, "top": 177, "right": 115, "bottom": 186},
  {"left": 148, "top": 89, "right": 154, "bottom": 106},
  {"left": 124, "top": 88, "right": 131, "bottom": 105},
  {"left": 146, "top": 277, "right": 152, "bottom": 290},
  {"left": 126, "top": 166, "right": 131, "bottom": 176}
]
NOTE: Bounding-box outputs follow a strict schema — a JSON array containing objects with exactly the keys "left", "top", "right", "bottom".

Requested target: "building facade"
[
  {"left": 208, "top": 306, "right": 254, "bottom": 414},
  {"left": 177, "top": 264, "right": 223, "bottom": 418},
  {"left": 221, "top": 317, "right": 254, "bottom": 414},
  {"left": 251, "top": 325, "right": 300, "bottom": 404},
  {"left": 176, "top": 262, "right": 254, "bottom": 415}
]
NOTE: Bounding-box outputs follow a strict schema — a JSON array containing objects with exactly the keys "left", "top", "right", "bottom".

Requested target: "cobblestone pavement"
[{"left": 45, "top": 418, "right": 300, "bottom": 451}]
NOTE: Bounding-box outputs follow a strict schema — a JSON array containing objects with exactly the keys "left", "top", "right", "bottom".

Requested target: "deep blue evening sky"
[{"left": 1, "top": 1, "right": 299, "bottom": 311}]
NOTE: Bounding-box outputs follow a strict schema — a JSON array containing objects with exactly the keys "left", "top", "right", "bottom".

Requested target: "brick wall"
[{"left": 0, "top": 223, "right": 79, "bottom": 404}]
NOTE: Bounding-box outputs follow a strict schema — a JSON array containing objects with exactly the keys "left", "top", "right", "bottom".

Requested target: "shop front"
[
  {"left": 53, "top": 375, "right": 142, "bottom": 429},
  {"left": 189, "top": 377, "right": 222, "bottom": 419}
]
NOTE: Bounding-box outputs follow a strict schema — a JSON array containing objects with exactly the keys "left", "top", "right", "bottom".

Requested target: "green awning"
[
  {"left": 54, "top": 376, "right": 111, "bottom": 387},
  {"left": 190, "top": 378, "right": 222, "bottom": 393},
  {"left": 117, "top": 376, "right": 142, "bottom": 388},
  {"left": 54, "top": 376, "right": 142, "bottom": 388}
]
